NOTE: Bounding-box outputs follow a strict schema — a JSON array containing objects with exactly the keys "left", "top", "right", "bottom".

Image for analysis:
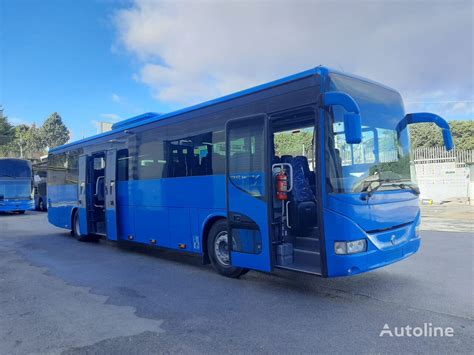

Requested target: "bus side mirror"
[
  {"left": 321, "top": 91, "right": 362, "bottom": 144},
  {"left": 396, "top": 112, "right": 454, "bottom": 151},
  {"left": 343, "top": 112, "right": 362, "bottom": 144}
]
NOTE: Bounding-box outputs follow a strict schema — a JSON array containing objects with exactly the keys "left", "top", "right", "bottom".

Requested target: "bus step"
[
  {"left": 294, "top": 237, "right": 320, "bottom": 250},
  {"left": 293, "top": 248, "right": 321, "bottom": 268},
  {"left": 275, "top": 262, "right": 321, "bottom": 275}
]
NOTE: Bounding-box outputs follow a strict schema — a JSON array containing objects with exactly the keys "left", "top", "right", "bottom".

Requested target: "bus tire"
[
  {"left": 39, "top": 198, "right": 46, "bottom": 212},
  {"left": 207, "top": 219, "right": 249, "bottom": 278},
  {"left": 72, "top": 211, "right": 90, "bottom": 242}
]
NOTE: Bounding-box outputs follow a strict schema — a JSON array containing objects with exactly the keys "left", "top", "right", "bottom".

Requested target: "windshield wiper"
[
  {"left": 361, "top": 180, "right": 420, "bottom": 201},
  {"left": 390, "top": 182, "right": 420, "bottom": 196},
  {"left": 360, "top": 179, "right": 390, "bottom": 201}
]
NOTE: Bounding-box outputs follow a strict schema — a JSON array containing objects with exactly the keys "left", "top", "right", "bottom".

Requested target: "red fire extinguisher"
[{"left": 276, "top": 169, "right": 289, "bottom": 200}]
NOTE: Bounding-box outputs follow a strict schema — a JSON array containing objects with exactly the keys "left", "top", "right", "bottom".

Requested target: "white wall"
[{"left": 415, "top": 162, "right": 470, "bottom": 202}]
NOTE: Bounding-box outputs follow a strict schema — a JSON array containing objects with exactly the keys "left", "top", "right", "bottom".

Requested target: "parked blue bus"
[
  {"left": 47, "top": 66, "right": 453, "bottom": 278},
  {"left": 33, "top": 165, "right": 48, "bottom": 211},
  {"left": 0, "top": 158, "right": 34, "bottom": 213}
]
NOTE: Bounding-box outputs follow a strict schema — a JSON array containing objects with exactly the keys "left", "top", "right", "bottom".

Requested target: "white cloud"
[
  {"left": 111, "top": 93, "right": 122, "bottom": 103},
  {"left": 100, "top": 113, "right": 122, "bottom": 122},
  {"left": 114, "top": 0, "right": 473, "bottom": 116}
]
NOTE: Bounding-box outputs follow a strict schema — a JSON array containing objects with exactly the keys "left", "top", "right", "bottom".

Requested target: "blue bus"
[
  {"left": 47, "top": 67, "right": 453, "bottom": 278},
  {"left": 33, "top": 165, "right": 48, "bottom": 211},
  {"left": 0, "top": 158, "right": 34, "bottom": 213}
]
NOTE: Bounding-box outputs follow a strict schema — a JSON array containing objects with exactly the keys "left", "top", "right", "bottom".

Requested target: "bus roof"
[{"left": 49, "top": 66, "right": 329, "bottom": 153}]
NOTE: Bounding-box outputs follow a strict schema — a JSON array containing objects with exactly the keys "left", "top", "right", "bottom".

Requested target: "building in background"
[{"left": 97, "top": 122, "right": 113, "bottom": 134}]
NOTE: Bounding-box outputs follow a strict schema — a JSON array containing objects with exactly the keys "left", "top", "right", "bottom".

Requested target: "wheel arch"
[
  {"left": 70, "top": 207, "right": 79, "bottom": 231},
  {"left": 201, "top": 212, "right": 227, "bottom": 264}
]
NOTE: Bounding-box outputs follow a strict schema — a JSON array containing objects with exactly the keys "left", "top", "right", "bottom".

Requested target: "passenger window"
[
  {"left": 132, "top": 117, "right": 228, "bottom": 180},
  {"left": 165, "top": 132, "right": 222, "bottom": 177},
  {"left": 136, "top": 135, "right": 167, "bottom": 180},
  {"left": 117, "top": 149, "right": 129, "bottom": 181}
]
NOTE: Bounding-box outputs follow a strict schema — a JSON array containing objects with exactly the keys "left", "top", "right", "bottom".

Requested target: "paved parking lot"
[{"left": 0, "top": 211, "right": 472, "bottom": 354}]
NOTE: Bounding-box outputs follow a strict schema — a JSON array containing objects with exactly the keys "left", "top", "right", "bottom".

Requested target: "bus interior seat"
[
  {"left": 199, "top": 155, "right": 212, "bottom": 175},
  {"left": 287, "top": 156, "right": 317, "bottom": 235},
  {"left": 172, "top": 152, "right": 187, "bottom": 177},
  {"left": 295, "top": 155, "right": 316, "bottom": 188},
  {"left": 281, "top": 155, "right": 292, "bottom": 164}
]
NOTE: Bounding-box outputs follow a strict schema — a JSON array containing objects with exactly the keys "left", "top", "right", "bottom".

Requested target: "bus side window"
[{"left": 117, "top": 149, "right": 129, "bottom": 181}]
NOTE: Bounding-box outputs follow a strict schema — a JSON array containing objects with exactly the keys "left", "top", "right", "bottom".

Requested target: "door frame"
[
  {"left": 105, "top": 149, "right": 118, "bottom": 241},
  {"left": 78, "top": 154, "right": 89, "bottom": 235},
  {"left": 225, "top": 113, "right": 273, "bottom": 272},
  {"left": 268, "top": 105, "right": 327, "bottom": 275}
]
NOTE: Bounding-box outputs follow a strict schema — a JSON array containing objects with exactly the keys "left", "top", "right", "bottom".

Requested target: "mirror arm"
[
  {"left": 397, "top": 112, "right": 454, "bottom": 151},
  {"left": 321, "top": 91, "right": 360, "bottom": 114},
  {"left": 396, "top": 112, "right": 450, "bottom": 133}
]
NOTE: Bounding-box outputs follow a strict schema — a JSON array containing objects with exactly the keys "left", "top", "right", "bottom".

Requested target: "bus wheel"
[
  {"left": 72, "top": 211, "right": 89, "bottom": 242},
  {"left": 39, "top": 199, "right": 46, "bottom": 211},
  {"left": 207, "top": 219, "right": 249, "bottom": 278},
  {"left": 16, "top": 210, "right": 25, "bottom": 214}
]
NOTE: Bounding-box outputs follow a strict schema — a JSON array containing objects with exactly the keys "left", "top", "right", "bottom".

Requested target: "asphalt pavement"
[{"left": 0, "top": 211, "right": 472, "bottom": 354}]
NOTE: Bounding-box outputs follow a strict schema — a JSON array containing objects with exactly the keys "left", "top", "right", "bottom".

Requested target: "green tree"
[
  {"left": 274, "top": 130, "right": 313, "bottom": 157},
  {"left": 409, "top": 120, "right": 474, "bottom": 150},
  {"left": 25, "top": 124, "right": 46, "bottom": 157},
  {"left": 41, "top": 112, "right": 70, "bottom": 149},
  {"left": 0, "top": 107, "right": 14, "bottom": 156},
  {"left": 11, "top": 124, "right": 45, "bottom": 158},
  {"left": 11, "top": 124, "right": 30, "bottom": 158}
]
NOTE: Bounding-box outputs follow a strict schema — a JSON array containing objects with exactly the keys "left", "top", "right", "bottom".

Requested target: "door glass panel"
[{"left": 228, "top": 118, "right": 265, "bottom": 198}]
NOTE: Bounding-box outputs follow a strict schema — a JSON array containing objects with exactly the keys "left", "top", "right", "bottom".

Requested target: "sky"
[{"left": 1, "top": 0, "right": 473, "bottom": 141}]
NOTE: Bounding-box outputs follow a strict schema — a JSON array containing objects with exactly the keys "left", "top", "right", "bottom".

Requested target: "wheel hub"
[{"left": 214, "top": 231, "right": 230, "bottom": 266}]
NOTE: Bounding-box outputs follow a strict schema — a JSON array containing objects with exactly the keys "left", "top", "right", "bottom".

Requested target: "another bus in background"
[
  {"left": 0, "top": 158, "right": 34, "bottom": 214},
  {"left": 33, "top": 164, "right": 48, "bottom": 211}
]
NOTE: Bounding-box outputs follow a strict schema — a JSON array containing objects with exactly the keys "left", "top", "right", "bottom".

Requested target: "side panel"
[
  {"left": 116, "top": 181, "right": 135, "bottom": 240},
  {"left": 169, "top": 207, "right": 191, "bottom": 250},
  {"left": 129, "top": 176, "right": 226, "bottom": 250},
  {"left": 78, "top": 155, "right": 89, "bottom": 235},
  {"left": 105, "top": 150, "right": 118, "bottom": 241}
]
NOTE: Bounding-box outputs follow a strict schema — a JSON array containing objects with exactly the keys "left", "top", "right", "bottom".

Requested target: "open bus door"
[
  {"left": 225, "top": 114, "right": 272, "bottom": 272},
  {"left": 105, "top": 149, "right": 118, "bottom": 241}
]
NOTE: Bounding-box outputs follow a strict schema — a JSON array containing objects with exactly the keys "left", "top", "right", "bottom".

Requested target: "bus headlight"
[
  {"left": 335, "top": 239, "right": 367, "bottom": 255},
  {"left": 415, "top": 224, "right": 420, "bottom": 236}
]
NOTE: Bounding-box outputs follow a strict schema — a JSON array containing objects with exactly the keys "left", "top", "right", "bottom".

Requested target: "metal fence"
[{"left": 413, "top": 147, "right": 474, "bottom": 166}]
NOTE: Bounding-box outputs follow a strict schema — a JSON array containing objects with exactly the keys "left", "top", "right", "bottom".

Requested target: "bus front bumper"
[
  {"left": 328, "top": 236, "right": 421, "bottom": 277},
  {"left": 0, "top": 199, "right": 34, "bottom": 212}
]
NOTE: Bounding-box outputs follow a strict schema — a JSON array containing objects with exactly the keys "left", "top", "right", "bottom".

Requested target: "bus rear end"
[{"left": 0, "top": 158, "right": 34, "bottom": 213}]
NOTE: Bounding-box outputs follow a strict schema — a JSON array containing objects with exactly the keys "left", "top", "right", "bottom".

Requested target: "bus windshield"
[
  {"left": 0, "top": 159, "right": 32, "bottom": 179},
  {"left": 326, "top": 73, "right": 414, "bottom": 194}
]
